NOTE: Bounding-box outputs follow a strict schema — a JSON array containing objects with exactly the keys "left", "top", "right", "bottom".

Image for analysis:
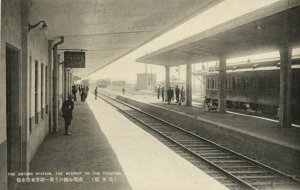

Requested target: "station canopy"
[
  {"left": 30, "top": 0, "right": 220, "bottom": 78},
  {"left": 136, "top": 1, "right": 300, "bottom": 66}
]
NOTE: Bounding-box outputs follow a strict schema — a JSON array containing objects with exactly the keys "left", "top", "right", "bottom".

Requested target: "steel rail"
[
  {"left": 96, "top": 92, "right": 256, "bottom": 189},
  {"left": 98, "top": 91, "right": 300, "bottom": 184},
  {"left": 93, "top": 91, "right": 300, "bottom": 189}
]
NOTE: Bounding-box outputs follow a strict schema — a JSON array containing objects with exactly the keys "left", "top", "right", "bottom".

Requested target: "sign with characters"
[{"left": 64, "top": 52, "right": 85, "bottom": 68}]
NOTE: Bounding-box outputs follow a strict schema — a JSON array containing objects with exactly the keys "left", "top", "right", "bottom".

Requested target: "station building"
[
  {"left": 136, "top": 73, "right": 156, "bottom": 90},
  {"left": 0, "top": 0, "right": 73, "bottom": 189}
]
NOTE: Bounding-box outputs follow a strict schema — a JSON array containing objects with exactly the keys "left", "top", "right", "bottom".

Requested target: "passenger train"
[
  {"left": 203, "top": 59, "right": 300, "bottom": 124},
  {"left": 96, "top": 79, "right": 111, "bottom": 88},
  {"left": 111, "top": 80, "right": 126, "bottom": 86}
]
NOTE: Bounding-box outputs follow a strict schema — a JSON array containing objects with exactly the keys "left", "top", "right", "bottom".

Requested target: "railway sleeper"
[
  {"left": 188, "top": 147, "right": 219, "bottom": 151},
  {"left": 212, "top": 160, "right": 249, "bottom": 164},
  {"left": 169, "top": 135, "right": 199, "bottom": 139},
  {"left": 204, "top": 156, "right": 240, "bottom": 161},
  {"left": 244, "top": 177, "right": 289, "bottom": 184},
  {"left": 216, "top": 163, "right": 255, "bottom": 168},
  {"left": 194, "top": 150, "right": 225, "bottom": 154},
  {"left": 199, "top": 152, "right": 229, "bottom": 156},
  {"left": 238, "top": 175, "right": 281, "bottom": 180},
  {"left": 176, "top": 139, "right": 204, "bottom": 143},
  {"left": 184, "top": 144, "right": 214, "bottom": 148},
  {"left": 221, "top": 165, "right": 259, "bottom": 170},
  {"left": 251, "top": 182, "right": 300, "bottom": 190},
  {"left": 230, "top": 170, "right": 271, "bottom": 175}
]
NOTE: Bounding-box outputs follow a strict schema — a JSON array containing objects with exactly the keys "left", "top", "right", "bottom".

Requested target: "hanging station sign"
[{"left": 64, "top": 52, "right": 85, "bottom": 68}]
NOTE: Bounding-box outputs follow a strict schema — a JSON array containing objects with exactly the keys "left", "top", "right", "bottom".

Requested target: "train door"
[{"left": 6, "top": 45, "right": 21, "bottom": 179}]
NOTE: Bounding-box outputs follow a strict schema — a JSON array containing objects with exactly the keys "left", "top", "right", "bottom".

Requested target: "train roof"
[{"left": 194, "top": 58, "right": 300, "bottom": 75}]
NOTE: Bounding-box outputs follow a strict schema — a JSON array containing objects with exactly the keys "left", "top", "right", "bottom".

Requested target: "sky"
[{"left": 84, "top": 0, "right": 297, "bottom": 84}]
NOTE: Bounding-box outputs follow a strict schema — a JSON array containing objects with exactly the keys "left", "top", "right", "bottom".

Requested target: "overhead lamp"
[
  {"left": 28, "top": 21, "right": 47, "bottom": 32},
  {"left": 256, "top": 25, "right": 262, "bottom": 30}
]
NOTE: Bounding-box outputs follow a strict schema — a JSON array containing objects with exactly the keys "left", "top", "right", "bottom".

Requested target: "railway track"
[{"left": 96, "top": 92, "right": 300, "bottom": 190}]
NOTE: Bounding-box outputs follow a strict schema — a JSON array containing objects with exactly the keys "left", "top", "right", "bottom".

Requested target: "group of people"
[
  {"left": 63, "top": 85, "right": 90, "bottom": 136},
  {"left": 157, "top": 85, "right": 185, "bottom": 105},
  {"left": 72, "top": 85, "right": 89, "bottom": 104}
]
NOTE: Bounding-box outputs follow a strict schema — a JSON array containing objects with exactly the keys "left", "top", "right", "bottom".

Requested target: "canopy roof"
[{"left": 136, "top": 1, "right": 300, "bottom": 66}]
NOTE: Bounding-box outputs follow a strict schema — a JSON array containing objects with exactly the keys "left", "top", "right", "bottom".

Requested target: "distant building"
[
  {"left": 112, "top": 80, "right": 126, "bottom": 86},
  {"left": 136, "top": 73, "right": 156, "bottom": 90}
]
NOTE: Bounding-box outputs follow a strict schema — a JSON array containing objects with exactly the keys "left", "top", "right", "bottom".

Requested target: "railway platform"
[
  {"left": 101, "top": 88, "right": 300, "bottom": 177},
  {"left": 15, "top": 94, "right": 229, "bottom": 190},
  {"left": 15, "top": 99, "right": 132, "bottom": 190}
]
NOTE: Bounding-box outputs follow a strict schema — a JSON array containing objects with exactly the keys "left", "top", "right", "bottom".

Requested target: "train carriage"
[
  {"left": 96, "top": 79, "right": 111, "bottom": 88},
  {"left": 203, "top": 59, "right": 300, "bottom": 123}
]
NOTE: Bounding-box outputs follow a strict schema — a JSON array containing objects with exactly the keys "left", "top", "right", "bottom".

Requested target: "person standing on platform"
[
  {"left": 180, "top": 86, "right": 185, "bottom": 104},
  {"left": 175, "top": 85, "right": 180, "bottom": 103},
  {"left": 161, "top": 86, "right": 165, "bottom": 102},
  {"left": 171, "top": 87, "right": 175, "bottom": 102},
  {"left": 62, "top": 95, "right": 74, "bottom": 136},
  {"left": 122, "top": 87, "right": 125, "bottom": 95},
  {"left": 86, "top": 86, "right": 89, "bottom": 96},
  {"left": 81, "top": 89, "right": 87, "bottom": 104},
  {"left": 79, "top": 85, "right": 82, "bottom": 94},
  {"left": 72, "top": 85, "right": 77, "bottom": 101},
  {"left": 157, "top": 85, "right": 161, "bottom": 99},
  {"left": 94, "top": 87, "right": 98, "bottom": 100},
  {"left": 167, "top": 86, "right": 172, "bottom": 104}
]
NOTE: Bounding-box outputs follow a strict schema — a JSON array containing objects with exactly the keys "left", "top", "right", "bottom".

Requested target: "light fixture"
[{"left": 28, "top": 21, "right": 47, "bottom": 32}]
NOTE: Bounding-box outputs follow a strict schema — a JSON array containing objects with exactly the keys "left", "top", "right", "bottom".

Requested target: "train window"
[
  {"left": 241, "top": 77, "right": 245, "bottom": 90},
  {"left": 251, "top": 78, "right": 255, "bottom": 91},
  {"left": 260, "top": 77, "right": 264, "bottom": 91},
  {"left": 248, "top": 77, "right": 251, "bottom": 91},
  {"left": 266, "top": 76, "right": 270, "bottom": 91},
  {"left": 206, "top": 78, "right": 209, "bottom": 89},
  {"left": 214, "top": 78, "right": 217, "bottom": 89},
  {"left": 236, "top": 77, "right": 240, "bottom": 90},
  {"left": 226, "top": 79, "right": 229, "bottom": 89},
  {"left": 232, "top": 77, "right": 235, "bottom": 90},
  {"left": 227, "top": 78, "right": 230, "bottom": 90},
  {"left": 245, "top": 77, "right": 249, "bottom": 90}
]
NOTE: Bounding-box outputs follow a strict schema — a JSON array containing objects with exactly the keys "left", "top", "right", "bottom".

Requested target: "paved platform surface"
[
  {"left": 15, "top": 97, "right": 132, "bottom": 190},
  {"left": 103, "top": 88, "right": 300, "bottom": 150},
  {"left": 87, "top": 94, "right": 228, "bottom": 190}
]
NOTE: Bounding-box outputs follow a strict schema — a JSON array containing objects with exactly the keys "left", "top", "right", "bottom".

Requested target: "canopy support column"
[
  {"left": 218, "top": 56, "right": 227, "bottom": 113},
  {"left": 279, "top": 45, "right": 292, "bottom": 128}
]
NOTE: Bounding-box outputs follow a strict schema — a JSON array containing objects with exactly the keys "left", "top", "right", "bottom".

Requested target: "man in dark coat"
[
  {"left": 62, "top": 95, "right": 74, "bottom": 135},
  {"left": 94, "top": 87, "right": 98, "bottom": 100},
  {"left": 157, "top": 86, "right": 161, "bottom": 99},
  {"left": 175, "top": 85, "right": 180, "bottom": 103},
  {"left": 167, "top": 87, "right": 173, "bottom": 104},
  {"left": 161, "top": 86, "right": 165, "bottom": 102},
  {"left": 72, "top": 85, "right": 77, "bottom": 101},
  {"left": 81, "top": 89, "right": 87, "bottom": 104}
]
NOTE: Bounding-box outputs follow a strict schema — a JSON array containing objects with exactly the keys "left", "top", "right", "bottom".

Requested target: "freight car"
[{"left": 203, "top": 59, "right": 300, "bottom": 123}]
